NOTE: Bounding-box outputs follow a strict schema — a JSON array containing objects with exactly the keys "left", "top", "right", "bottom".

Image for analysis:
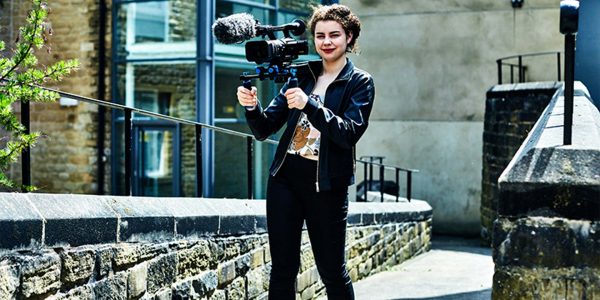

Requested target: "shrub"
[{"left": 0, "top": 0, "right": 78, "bottom": 190}]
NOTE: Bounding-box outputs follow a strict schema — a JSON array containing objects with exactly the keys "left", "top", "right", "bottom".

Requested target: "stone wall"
[
  {"left": 491, "top": 82, "right": 600, "bottom": 299},
  {"left": 480, "top": 82, "right": 560, "bottom": 245},
  {"left": 0, "top": 193, "right": 432, "bottom": 299},
  {"left": 492, "top": 217, "right": 599, "bottom": 299}
]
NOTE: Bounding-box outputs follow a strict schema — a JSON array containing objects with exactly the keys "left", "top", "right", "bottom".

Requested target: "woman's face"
[{"left": 314, "top": 20, "right": 352, "bottom": 63}]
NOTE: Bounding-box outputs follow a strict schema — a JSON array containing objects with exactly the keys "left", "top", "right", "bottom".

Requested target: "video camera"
[
  {"left": 242, "top": 20, "right": 308, "bottom": 85},
  {"left": 212, "top": 13, "right": 309, "bottom": 87}
]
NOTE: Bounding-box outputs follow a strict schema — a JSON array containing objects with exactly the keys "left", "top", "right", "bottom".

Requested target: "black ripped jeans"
[{"left": 266, "top": 154, "right": 354, "bottom": 300}]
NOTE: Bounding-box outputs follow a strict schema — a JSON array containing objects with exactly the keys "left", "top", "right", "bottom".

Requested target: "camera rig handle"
[
  {"left": 240, "top": 64, "right": 299, "bottom": 109},
  {"left": 240, "top": 64, "right": 299, "bottom": 83},
  {"left": 287, "top": 77, "right": 298, "bottom": 89},
  {"left": 241, "top": 80, "right": 254, "bottom": 109}
]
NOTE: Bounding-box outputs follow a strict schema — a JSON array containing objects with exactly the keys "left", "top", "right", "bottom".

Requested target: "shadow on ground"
[
  {"left": 391, "top": 289, "right": 492, "bottom": 300},
  {"left": 431, "top": 235, "right": 492, "bottom": 256}
]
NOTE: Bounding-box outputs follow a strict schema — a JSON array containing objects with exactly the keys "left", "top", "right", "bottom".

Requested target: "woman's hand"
[
  {"left": 285, "top": 87, "right": 308, "bottom": 110},
  {"left": 237, "top": 86, "right": 258, "bottom": 109}
]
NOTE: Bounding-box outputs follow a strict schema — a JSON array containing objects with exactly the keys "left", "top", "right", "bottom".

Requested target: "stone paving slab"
[{"left": 351, "top": 236, "right": 493, "bottom": 300}]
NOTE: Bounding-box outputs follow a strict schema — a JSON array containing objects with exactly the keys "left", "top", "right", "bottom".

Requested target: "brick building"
[
  {"left": 0, "top": 0, "right": 328, "bottom": 197},
  {"left": 1, "top": 0, "right": 107, "bottom": 193}
]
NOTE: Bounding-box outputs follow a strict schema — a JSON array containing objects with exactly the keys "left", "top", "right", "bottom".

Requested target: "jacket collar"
[{"left": 307, "top": 58, "right": 354, "bottom": 82}]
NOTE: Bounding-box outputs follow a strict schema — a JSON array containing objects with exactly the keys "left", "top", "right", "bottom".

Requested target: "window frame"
[{"left": 111, "top": 0, "right": 333, "bottom": 197}]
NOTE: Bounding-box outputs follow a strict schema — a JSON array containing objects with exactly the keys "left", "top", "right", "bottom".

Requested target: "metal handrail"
[
  {"left": 54, "top": 89, "right": 278, "bottom": 142},
  {"left": 20, "top": 85, "right": 277, "bottom": 198},
  {"left": 18, "top": 87, "right": 418, "bottom": 202},
  {"left": 496, "top": 51, "right": 562, "bottom": 84},
  {"left": 356, "top": 156, "right": 419, "bottom": 203}
]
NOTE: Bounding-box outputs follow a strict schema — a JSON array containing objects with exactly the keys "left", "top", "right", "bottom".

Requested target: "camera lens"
[{"left": 245, "top": 40, "right": 271, "bottom": 64}]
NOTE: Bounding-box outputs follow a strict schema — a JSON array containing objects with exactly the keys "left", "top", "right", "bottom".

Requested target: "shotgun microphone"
[
  {"left": 212, "top": 13, "right": 257, "bottom": 44},
  {"left": 212, "top": 13, "right": 306, "bottom": 44}
]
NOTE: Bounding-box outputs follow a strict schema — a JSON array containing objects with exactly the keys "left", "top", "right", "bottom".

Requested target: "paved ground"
[{"left": 352, "top": 235, "right": 494, "bottom": 300}]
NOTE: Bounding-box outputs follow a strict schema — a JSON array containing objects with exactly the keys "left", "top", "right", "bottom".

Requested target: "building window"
[
  {"left": 112, "top": 0, "right": 330, "bottom": 198},
  {"left": 134, "top": 90, "right": 171, "bottom": 116},
  {"left": 133, "top": 2, "right": 168, "bottom": 43}
]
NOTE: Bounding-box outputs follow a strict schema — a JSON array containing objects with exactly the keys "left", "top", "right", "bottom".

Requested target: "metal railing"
[
  {"left": 19, "top": 88, "right": 418, "bottom": 201},
  {"left": 559, "top": 0, "right": 578, "bottom": 146},
  {"left": 19, "top": 87, "right": 277, "bottom": 198},
  {"left": 357, "top": 156, "right": 419, "bottom": 202},
  {"left": 496, "top": 51, "right": 562, "bottom": 84}
]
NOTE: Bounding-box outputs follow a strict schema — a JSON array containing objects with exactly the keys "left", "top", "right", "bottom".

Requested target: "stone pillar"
[
  {"left": 481, "top": 82, "right": 560, "bottom": 245},
  {"left": 492, "top": 82, "right": 600, "bottom": 299}
]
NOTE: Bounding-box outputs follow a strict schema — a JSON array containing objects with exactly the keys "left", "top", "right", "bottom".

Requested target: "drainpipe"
[{"left": 97, "top": 0, "right": 107, "bottom": 194}]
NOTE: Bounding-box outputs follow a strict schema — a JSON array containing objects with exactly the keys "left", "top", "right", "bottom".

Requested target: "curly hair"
[{"left": 308, "top": 4, "right": 362, "bottom": 53}]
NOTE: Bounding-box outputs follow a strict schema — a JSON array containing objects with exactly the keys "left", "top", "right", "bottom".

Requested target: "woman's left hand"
[{"left": 284, "top": 88, "right": 308, "bottom": 110}]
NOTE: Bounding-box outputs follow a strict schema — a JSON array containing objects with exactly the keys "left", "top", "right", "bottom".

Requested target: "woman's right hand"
[{"left": 237, "top": 86, "right": 258, "bottom": 109}]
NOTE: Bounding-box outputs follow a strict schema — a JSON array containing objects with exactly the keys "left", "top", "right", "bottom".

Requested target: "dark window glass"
[
  {"left": 115, "top": 1, "right": 197, "bottom": 62},
  {"left": 115, "top": 62, "right": 196, "bottom": 120},
  {"left": 134, "top": 91, "right": 171, "bottom": 116},
  {"left": 133, "top": 126, "right": 178, "bottom": 197},
  {"left": 112, "top": 1, "right": 323, "bottom": 197},
  {"left": 134, "top": 2, "right": 168, "bottom": 43},
  {"left": 214, "top": 65, "right": 279, "bottom": 199},
  {"left": 279, "top": 0, "right": 321, "bottom": 14},
  {"left": 216, "top": 1, "right": 271, "bottom": 24}
]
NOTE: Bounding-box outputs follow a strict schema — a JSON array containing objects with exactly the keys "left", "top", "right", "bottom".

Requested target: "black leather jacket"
[{"left": 245, "top": 58, "right": 375, "bottom": 191}]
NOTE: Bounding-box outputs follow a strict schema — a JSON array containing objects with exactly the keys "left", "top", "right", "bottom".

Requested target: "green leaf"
[
  {"left": 0, "top": 106, "right": 24, "bottom": 132},
  {"left": 22, "top": 185, "right": 38, "bottom": 192},
  {"left": 0, "top": 173, "right": 16, "bottom": 189},
  {"left": 0, "top": 58, "right": 10, "bottom": 71}
]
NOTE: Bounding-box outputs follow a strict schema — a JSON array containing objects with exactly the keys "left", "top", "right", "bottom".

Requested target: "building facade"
[
  {"left": 2, "top": 0, "right": 567, "bottom": 236},
  {"left": 1, "top": 0, "right": 329, "bottom": 198},
  {"left": 346, "top": 0, "right": 563, "bottom": 235},
  {"left": 112, "top": 0, "right": 331, "bottom": 198}
]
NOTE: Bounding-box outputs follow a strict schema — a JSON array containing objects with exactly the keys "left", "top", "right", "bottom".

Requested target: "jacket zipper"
[
  {"left": 274, "top": 67, "right": 318, "bottom": 177},
  {"left": 309, "top": 67, "right": 321, "bottom": 193},
  {"left": 316, "top": 157, "right": 320, "bottom": 192},
  {"left": 315, "top": 75, "right": 345, "bottom": 193},
  {"left": 352, "top": 146, "right": 356, "bottom": 173}
]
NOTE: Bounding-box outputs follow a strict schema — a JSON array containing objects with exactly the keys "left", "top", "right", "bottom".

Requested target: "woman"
[{"left": 237, "top": 4, "right": 374, "bottom": 300}]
